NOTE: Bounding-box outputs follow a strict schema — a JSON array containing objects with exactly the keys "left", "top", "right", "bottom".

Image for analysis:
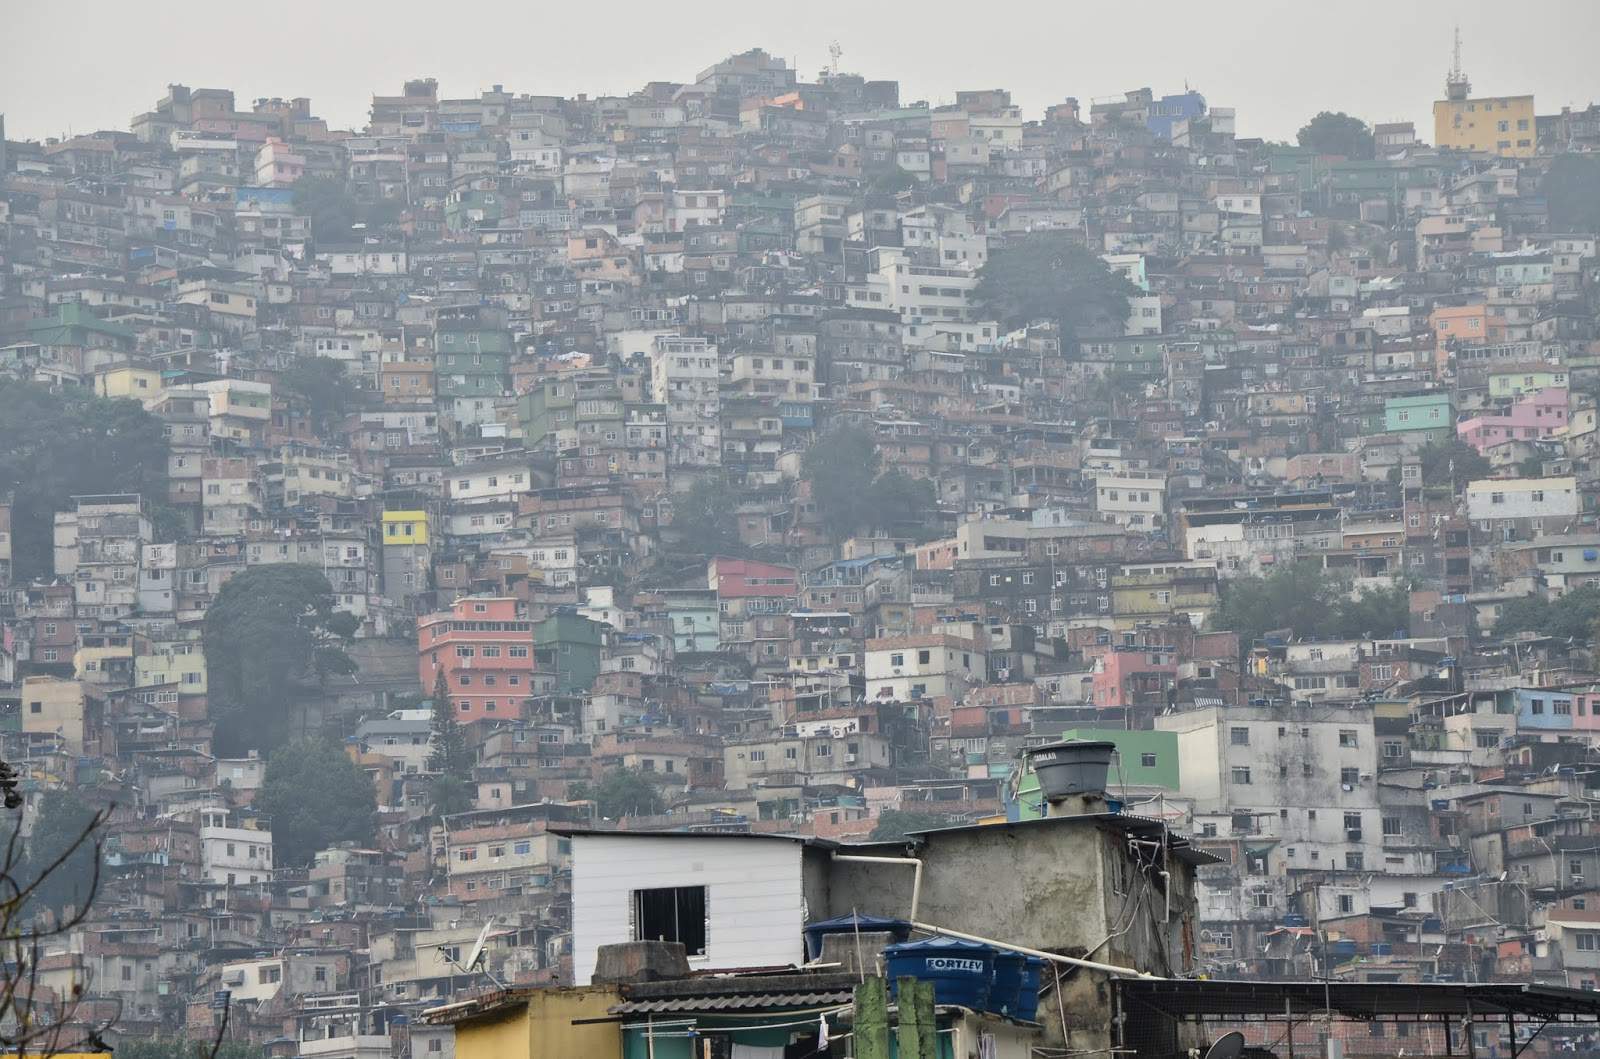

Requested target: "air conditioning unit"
[{"left": 1347, "top": 828, "right": 1363, "bottom": 841}]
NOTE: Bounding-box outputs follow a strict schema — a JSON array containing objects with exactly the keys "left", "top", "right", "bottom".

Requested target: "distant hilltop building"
[{"left": 1432, "top": 29, "right": 1535, "bottom": 157}]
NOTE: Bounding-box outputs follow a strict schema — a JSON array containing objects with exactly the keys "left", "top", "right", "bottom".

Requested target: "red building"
[
  {"left": 417, "top": 596, "right": 536, "bottom": 720},
  {"left": 708, "top": 557, "right": 799, "bottom": 603}
]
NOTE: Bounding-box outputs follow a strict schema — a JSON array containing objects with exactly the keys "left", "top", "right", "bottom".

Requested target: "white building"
[
  {"left": 199, "top": 808, "right": 274, "bottom": 885},
  {"left": 565, "top": 830, "right": 815, "bottom": 985},
  {"left": 649, "top": 335, "right": 721, "bottom": 469},
  {"left": 863, "top": 633, "right": 986, "bottom": 703},
  {"left": 1466, "top": 476, "right": 1579, "bottom": 535},
  {"left": 1090, "top": 472, "right": 1168, "bottom": 530}
]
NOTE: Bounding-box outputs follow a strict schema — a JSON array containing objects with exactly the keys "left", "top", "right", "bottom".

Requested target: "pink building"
[
  {"left": 1456, "top": 388, "right": 1568, "bottom": 453},
  {"left": 417, "top": 596, "right": 536, "bottom": 719},
  {"left": 1092, "top": 645, "right": 1179, "bottom": 708}
]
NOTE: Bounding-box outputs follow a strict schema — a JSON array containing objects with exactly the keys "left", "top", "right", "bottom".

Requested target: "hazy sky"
[{"left": 4, "top": 0, "right": 1599, "bottom": 144}]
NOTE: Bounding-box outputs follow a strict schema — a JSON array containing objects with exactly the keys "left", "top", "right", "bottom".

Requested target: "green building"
[
  {"left": 434, "top": 305, "right": 512, "bottom": 399},
  {"left": 1383, "top": 392, "right": 1453, "bottom": 439},
  {"left": 536, "top": 612, "right": 605, "bottom": 693},
  {"left": 1012, "top": 728, "right": 1179, "bottom": 821},
  {"left": 516, "top": 371, "right": 626, "bottom": 452}
]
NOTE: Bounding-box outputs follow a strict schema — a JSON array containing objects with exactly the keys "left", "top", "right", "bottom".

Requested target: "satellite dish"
[
  {"left": 465, "top": 917, "right": 495, "bottom": 971},
  {"left": 1203, "top": 1032, "right": 1246, "bottom": 1059}
]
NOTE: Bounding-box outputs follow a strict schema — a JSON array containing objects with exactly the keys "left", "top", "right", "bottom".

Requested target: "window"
[
  {"left": 1382, "top": 816, "right": 1402, "bottom": 836},
  {"left": 1140, "top": 752, "right": 1157, "bottom": 768},
  {"left": 1338, "top": 730, "right": 1358, "bottom": 748},
  {"left": 1230, "top": 727, "right": 1250, "bottom": 746},
  {"left": 1341, "top": 767, "right": 1360, "bottom": 786},
  {"left": 513, "top": 840, "right": 531, "bottom": 855},
  {"left": 1578, "top": 934, "right": 1599, "bottom": 952},
  {"left": 1230, "top": 767, "right": 1252, "bottom": 785},
  {"left": 633, "top": 885, "right": 707, "bottom": 956},
  {"left": 1338, "top": 894, "right": 1354, "bottom": 914}
]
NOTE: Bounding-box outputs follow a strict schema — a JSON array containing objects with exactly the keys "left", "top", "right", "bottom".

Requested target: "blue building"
[{"left": 1148, "top": 91, "right": 1206, "bottom": 140}]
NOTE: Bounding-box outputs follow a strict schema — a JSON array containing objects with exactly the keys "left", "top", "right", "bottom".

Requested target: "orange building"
[
  {"left": 417, "top": 596, "right": 536, "bottom": 720},
  {"left": 1430, "top": 303, "right": 1488, "bottom": 373}
]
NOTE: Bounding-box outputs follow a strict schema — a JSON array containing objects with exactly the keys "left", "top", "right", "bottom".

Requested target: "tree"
[
  {"left": 427, "top": 672, "right": 475, "bottom": 817},
  {"left": 22, "top": 791, "right": 99, "bottom": 918},
  {"left": 1213, "top": 562, "right": 1345, "bottom": 645},
  {"left": 1296, "top": 111, "right": 1375, "bottom": 160},
  {"left": 293, "top": 177, "right": 403, "bottom": 248},
  {"left": 869, "top": 810, "right": 953, "bottom": 842},
  {"left": 1496, "top": 586, "right": 1600, "bottom": 642},
  {"left": 278, "top": 356, "right": 359, "bottom": 432},
  {"left": 871, "top": 470, "right": 939, "bottom": 541},
  {"left": 1543, "top": 154, "right": 1600, "bottom": 233},
  {"left": 1214, "top": 562, "right": 1410, "bottom": 644},
  {"left": 1331, "top": 580, "right": 1413, "bottom": 640},
  {"left": 802, "top": 425, "right": 880, "bottom": 539},
  {"left": 0, "top": 381, "right": 169, "bottom": 579},
  {"left": 569, "top": 768, "right": 664, "bottom": 820},
  {"left": 204, "top": 565, "right": 358, "bottom": 754},
  {"left": 116, "top": 1040, "right": 264, "bottom": 1059},
  {"left": 974, "top": 233, "right": 1139, "bottom": 350},
  {"left": 255, "top": 740, "right": 377, "bottom": 867},
  {"left": 667, "top": 475, "right": 747, "bottom": 557},
  {"left": 0, "top": 792, "right": 113, "bottom": 1055},
  {"left": 866, "top": 167, "right": 918, "bottom": 197},
  {"left": 1416, "top": 439, "right": 1492, "bottom": 491}
]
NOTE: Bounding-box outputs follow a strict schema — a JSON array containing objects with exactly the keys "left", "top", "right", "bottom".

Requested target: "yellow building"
[
  {"left": 1434, "top": 78, "right": 1535, "bottom": 157},
  {"left": 93, "top": 363, "right": 163, "bottom": 402},
  {"left": 134, "top": 638, "right": 208, "bottom": 697},
  {"left": 382, "top": 510, "right": 430, "bottom": 546},
  {"left": 427, "top": 986, "right": 620, "bottom": 1059},
  {"left": 19, "top": 676, "right": 102, "bottom": 756}
]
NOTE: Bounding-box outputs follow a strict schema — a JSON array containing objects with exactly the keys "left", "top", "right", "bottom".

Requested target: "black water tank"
[{"left": 1026, "top": 740, "right": 1116, "bottom": 801}]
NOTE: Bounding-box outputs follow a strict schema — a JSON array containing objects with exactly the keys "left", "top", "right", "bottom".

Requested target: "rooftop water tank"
[
  {"left": 1025, "top": 740, "right": 1117, "bottom": 802},
  {"left": 884, "top": 936, "right": 994, "bottom": 1010},
  {"left": 803, "top": 912, "right": 911, "bottom": 959}
]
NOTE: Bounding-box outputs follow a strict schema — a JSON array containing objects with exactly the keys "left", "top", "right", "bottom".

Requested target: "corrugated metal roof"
[{"left": 610, "top": 990, "right": 853, "bottom": 1014}]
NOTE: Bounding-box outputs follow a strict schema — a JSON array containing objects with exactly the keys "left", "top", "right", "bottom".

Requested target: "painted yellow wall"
[
  {"left": 452, "top": 987, "right": 621, "bottom": 1059},
  {"left": 528, "top": 988, "right": 621, "bottom": 1059},
  {"left": 383, "top": 510, "right": 430, "bottom": 546},
  {"left": 1433, "top": 94, "right": 1536, "bottom": 156}
]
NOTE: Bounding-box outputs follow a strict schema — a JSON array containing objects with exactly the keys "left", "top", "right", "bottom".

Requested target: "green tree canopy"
[
  {"left": 800, "top": 426, "right": 940, "bottom": 541},
  {"left": 1416, "top": 439, "right": 1492, "bottom": 490},
  {"left": 293, "top": 176, "right": 403, "bottom": 247},
  {"left": 204, "top": 565, "right": 358, "bottom": 753},
  {"left": 1296, "top": 111, "right": 1375, "bottom": 160},
  {"left": 1214, "top": 562, "right": 1410, "bottom": 645},
  {"left": 974, "top": 233, "right": 1138, "bottom": 349},
  {"left": 0, "top": 381, "right": 169, "bottom": 579},
  {"left": 569, "top": 768, "right": 665, "bottom": 820},
  {"left": 802, "top": 425, "right": 880, "bottom": 538},
  {"left": 668, "top": 474, "right": 748, "bottom": 557},
  {"left": 21, "top": 790, "right": 101, "bottom": 918},
  {"left": 1543, "top": 154, "right": 1600, "bottom": 233},
  {"left": 278, "top": 356, "right": 360, "bottom": 431},
  {"left": 868, "top": 810, "right": 954, "bottom": 842},
  {"left": 256, "top": 740, "right": 378, "bottom": 866},
  {"left": 1495, "top": 586, "right": 1600, "bottom": 642}
]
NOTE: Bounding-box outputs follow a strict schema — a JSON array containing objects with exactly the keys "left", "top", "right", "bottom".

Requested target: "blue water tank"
[
  {"left": 1014, "top": 957, "right": 1044, "bottom": 1022},
  {"left": 884, "top": 936, "right": 994, "bottom": 1010},
  {"left": 989, "top": 950, "right": 1025, "bottom": 1016},
  {"left": 802, "top": 913, "right": 912, "bottom": 959}
]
